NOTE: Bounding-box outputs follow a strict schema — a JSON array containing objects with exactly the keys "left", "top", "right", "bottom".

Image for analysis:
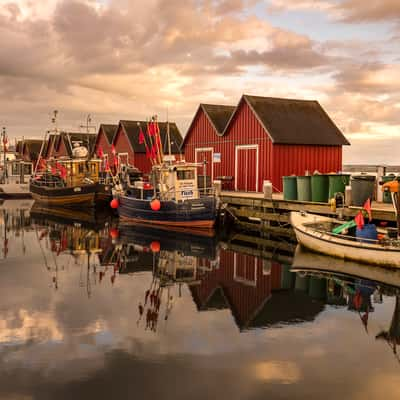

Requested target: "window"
[
  {"left": 78, "top": 163, "right": 84, "bottom": 174},
  {"left": 177, "top": 169, "right": 195, "bottom": 180}
]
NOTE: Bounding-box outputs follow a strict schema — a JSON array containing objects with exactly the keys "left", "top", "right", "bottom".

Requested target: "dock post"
[
  {"left": 263, "top": 180, "right": 272, "bottom": 199},
  {"left": 345, "top": 185, "right": 352, "bottom": 206},
  {"left": 376, "top": 165, "right": 386, "bottom": 203},
  {"left": 213, "top": 180, "right": 222, "bottom": 197}
]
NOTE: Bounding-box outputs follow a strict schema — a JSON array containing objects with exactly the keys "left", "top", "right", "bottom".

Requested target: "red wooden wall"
[{"left": 113, "top": 126, "right": 135, "bottom": 166}]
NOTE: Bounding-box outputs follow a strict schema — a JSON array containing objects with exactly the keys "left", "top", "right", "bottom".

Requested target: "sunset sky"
[{"left": 0, "top": 0, "right": 399, "bottom": 163}]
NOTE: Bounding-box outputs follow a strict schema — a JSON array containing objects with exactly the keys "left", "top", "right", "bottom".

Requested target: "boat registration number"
[{"left": 74, "top": 187, "right": 82, "bottom": 192}]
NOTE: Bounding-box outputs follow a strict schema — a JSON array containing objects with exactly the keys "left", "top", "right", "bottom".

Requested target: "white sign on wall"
[{"left": 213, "top": 153, "right": 221, "bottom": 163}]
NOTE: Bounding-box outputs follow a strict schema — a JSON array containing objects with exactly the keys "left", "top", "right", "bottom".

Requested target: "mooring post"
[
  {"left": 213, "top": 180, "right": 222, "bottom": 197},
  {"left": 263, "top": 180, "right": 272, "bottom": 199},
  {"left": 376, "top": 165, "right": 386, "bottom": 203}
]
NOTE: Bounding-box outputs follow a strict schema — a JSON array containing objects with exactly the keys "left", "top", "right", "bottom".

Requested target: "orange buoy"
[
  {"left": 110, "top": 198, "right": 119, "bottom": 209},
  {"left": 109, "top": 228, "right": 119, "bottom": 239},
  {"left": 150, "top": 199, "right": 161, "bottom": 211},
  {"left": 150, "top": 241, "right": 160, "bottom": 253}
]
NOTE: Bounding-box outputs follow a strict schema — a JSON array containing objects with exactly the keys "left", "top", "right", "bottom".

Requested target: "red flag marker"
[
  {"left": 363, "top": 198, "right": 372, "bottom": 222},
  {"left": 355, "top": 211, "right": 365, "bottom": 230},
  {"left": 139, "top": 129, "right": 145, "bottom": 145}
]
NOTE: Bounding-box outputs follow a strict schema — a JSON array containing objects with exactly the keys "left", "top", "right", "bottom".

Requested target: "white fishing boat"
[
  {"left": 290, "top": 211, "right": 400, "bottom": 268},
  {"left": 0, "top": 158, "right": 33, "bottom": 198}
]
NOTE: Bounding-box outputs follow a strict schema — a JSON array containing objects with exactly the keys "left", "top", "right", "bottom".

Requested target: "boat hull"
[
  {"left": 30, "top": 182, "right": 97, "bottom": 207},
  {"left": 290, "top": 211, "right": 400, "bottom": 268},
  {"left": 118, "top": 195, "right": 217, "bottom": 229},
  {"left": 96, "top": 183, "right": 113, "bottom": 204}
]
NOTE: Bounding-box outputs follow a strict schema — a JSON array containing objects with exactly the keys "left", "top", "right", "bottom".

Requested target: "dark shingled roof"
[
  {"left": 201, "top": 104, "right": 236, "bottom": 135},
  {"left": 99, "top": 124, "right": 118, "bottom": 144},
  {"left": 16, "top": 139, "right": 44, "bottom": 160},
  {"left": 224, "top": 95, "right": 350, "bottom": 146},
  {"left": 119, "top": 120, "right": 183, "bottom": 154}
]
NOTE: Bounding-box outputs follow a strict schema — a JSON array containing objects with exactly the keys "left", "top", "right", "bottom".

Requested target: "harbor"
[{"left": 1, "top": 0, "right": 399, "bottom": 396}]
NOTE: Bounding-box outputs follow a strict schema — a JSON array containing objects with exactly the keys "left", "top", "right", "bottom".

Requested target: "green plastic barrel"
[
  {"left": 296, "top": 176, "right": 312, "bottom": 201},
  {"left": 308, "top": 277, "right": 327, "bottom": 300},
  {"left": 311, "top": 174, "right": 329, "bottom": 203},
  {"left": 328, "top": 174, "right": 350, "bottom": 199},
  {"left": 350, "top": 175, "right": 376, "bottom": 206},
  {"left": 283, "top": 176, "right": 298, "bottom": 200},
  {"left": 295, "top": 274, "right": 309, "bottom": 292},
  {"left": 281, "top": 264, "right": 295, "bottom": 290},
  {"left": 382, "top": 175, "right": 397, "bottom": 204}
]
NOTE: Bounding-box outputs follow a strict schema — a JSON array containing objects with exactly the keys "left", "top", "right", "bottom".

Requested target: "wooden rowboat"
[{"left": 290, "top": 211, "right": 400, "bottom": 268}]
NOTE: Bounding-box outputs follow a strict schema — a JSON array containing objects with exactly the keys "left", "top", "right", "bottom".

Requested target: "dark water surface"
[{"left": 1, "top": 200, "right": 400, "bottom": 400}]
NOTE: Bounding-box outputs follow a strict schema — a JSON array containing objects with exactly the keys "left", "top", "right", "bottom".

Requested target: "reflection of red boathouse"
[
  {"left": 190, "top": 249, "right": 282, "bottom": 329},
  {"left": 190, "top": 249, "right": 325, "bottom": 330}
]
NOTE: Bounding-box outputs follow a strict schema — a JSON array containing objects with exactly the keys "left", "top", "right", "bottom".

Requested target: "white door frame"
[
  {"left": 118, "top": 152, "right": 129, "bottom": 166},
  {"left": 233, "top": 253, "right": 257, "bottom": 287},
  {"left": 235, "top": 144, "right": 259, "bottom": 192},
  {"left": 195, "top": 147, "right": 214, "bottom": 181}
]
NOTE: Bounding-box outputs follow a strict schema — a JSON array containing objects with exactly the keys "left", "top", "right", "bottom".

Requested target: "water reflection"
[{"left": 1, "top": 205, "right": 400, "bottom": 398}]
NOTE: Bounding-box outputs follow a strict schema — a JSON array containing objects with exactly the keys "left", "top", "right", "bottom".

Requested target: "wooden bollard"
[{"left": 213, "top": 180, "right": 222, "bottom": 197}]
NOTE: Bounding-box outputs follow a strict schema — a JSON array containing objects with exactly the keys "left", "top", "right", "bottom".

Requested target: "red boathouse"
[
  {"left": 110, "top": 120, "right": 183, "bottom": 173},
  {"left": 183, "top": 95, "right": 350, "bottom": 192},
  {"left": 94, "top": 124, "right": 118, "bottom": 165}
]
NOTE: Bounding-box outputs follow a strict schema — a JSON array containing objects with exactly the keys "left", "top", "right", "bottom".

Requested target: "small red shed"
[
  {"left": 112, "top": 120, "right": 183, "bottom": 173},
  {"left": 16, "top": 139, "right": 44, "bottom": 167},
  {"left": 183, "top": 95, "right": 350, "bottom": 192},
  {"left": 94, "top": 124, "right": 118, "bottom": 165}
]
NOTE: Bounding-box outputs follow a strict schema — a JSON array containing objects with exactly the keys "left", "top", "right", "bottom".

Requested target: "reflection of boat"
[
  {"left": 118, "top": 223, "right": 218, "bottom": 259},
  {"left": 291, "top": 245, "right": 400, "bottom": 289},
  {"left": 290, "top": 211, "right": 400, "bottom": 268},
  {"left": 30, "top": 202, "right": 113, "bottom": 229}
]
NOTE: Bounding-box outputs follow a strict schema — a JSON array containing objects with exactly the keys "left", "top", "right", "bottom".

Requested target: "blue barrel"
[{"left": 356, "top": 224, "right": 377, "bottom": 243}]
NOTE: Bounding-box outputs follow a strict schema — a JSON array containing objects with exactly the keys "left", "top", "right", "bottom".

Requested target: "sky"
[{"left": 0, "top": 0, "right": 399, "bottom": 163}]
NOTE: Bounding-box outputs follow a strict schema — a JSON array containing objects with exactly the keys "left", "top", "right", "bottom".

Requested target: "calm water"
[{"left": 1, "top": 200, "right": 400, "bottom": 400}]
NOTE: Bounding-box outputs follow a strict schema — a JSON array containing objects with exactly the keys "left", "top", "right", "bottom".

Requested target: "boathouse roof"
[
  {"left": 182, "top": 103, "right": 236, "bottom": 146},
  {"left": 118, "top": 120, "right": 183, "bottom": 154},
  {"left": 200, "top": 104, "right": 236, "bottom": 135},
  {"left": 16, "top": 139, "right": 44, "bottom": 160},
  {"left": 223, "top": 94, "right": 350, "bottom": 146},
  {"left": 99, "top": 124, "right": 118, "bottom": 144}
]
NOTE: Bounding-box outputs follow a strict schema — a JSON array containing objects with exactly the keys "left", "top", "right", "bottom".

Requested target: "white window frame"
[
  {"left": 233, "top": 253, "right": 257, "bottom": 287},
  {"left": 118, "top": 152, "right": 129, "bottom": 166},
  {"left": 234, "top": 144, "right": 259, "bottom": 192},
  {"left": 195, "top": 147, "right": 214, "bottom": 182}
]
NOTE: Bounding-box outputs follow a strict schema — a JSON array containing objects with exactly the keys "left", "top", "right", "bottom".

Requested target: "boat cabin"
[
  {"left": 157, "top": 163, "right": 200, "bottom": 201},
  {"left": 0, "top": 159, "right": 33, "bottom": 184}
]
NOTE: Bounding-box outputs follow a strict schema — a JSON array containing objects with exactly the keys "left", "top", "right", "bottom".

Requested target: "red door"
[{"left": 235, "top": 146, "right": 258, "bottom": 191}]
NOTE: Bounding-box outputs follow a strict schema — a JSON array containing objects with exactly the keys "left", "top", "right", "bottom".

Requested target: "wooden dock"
[{"left": 220, "top": 191, "right": 397, "bottom": 233}]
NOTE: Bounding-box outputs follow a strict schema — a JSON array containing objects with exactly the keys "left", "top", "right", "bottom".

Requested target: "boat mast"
[
  {"left": 2, "top": 127, "right": 7, "bottom": 182},
  {"left": 167, "top": 108, "right": 172, "bottom": 161}
]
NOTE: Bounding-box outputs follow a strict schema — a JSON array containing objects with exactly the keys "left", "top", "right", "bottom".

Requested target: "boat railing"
[
  {"left": 305, "top": 225, "right": 400, "bottom": 248},
  {"left": 30, "top": 175, "right": 67, "bottom": 188}
]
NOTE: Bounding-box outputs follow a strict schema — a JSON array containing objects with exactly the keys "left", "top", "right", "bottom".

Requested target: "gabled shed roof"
[
  {"left": 99, "top": 124, "right": 118, "bottom": 144},
  {"left": 223, "top": 95, "right": 350, "bottom": 146},
  {"left": 182, "top": 103, "right": 235, "bottom": 146},
  {"left": 119, "top": 120, "right": 183, "bottom": 154}
]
